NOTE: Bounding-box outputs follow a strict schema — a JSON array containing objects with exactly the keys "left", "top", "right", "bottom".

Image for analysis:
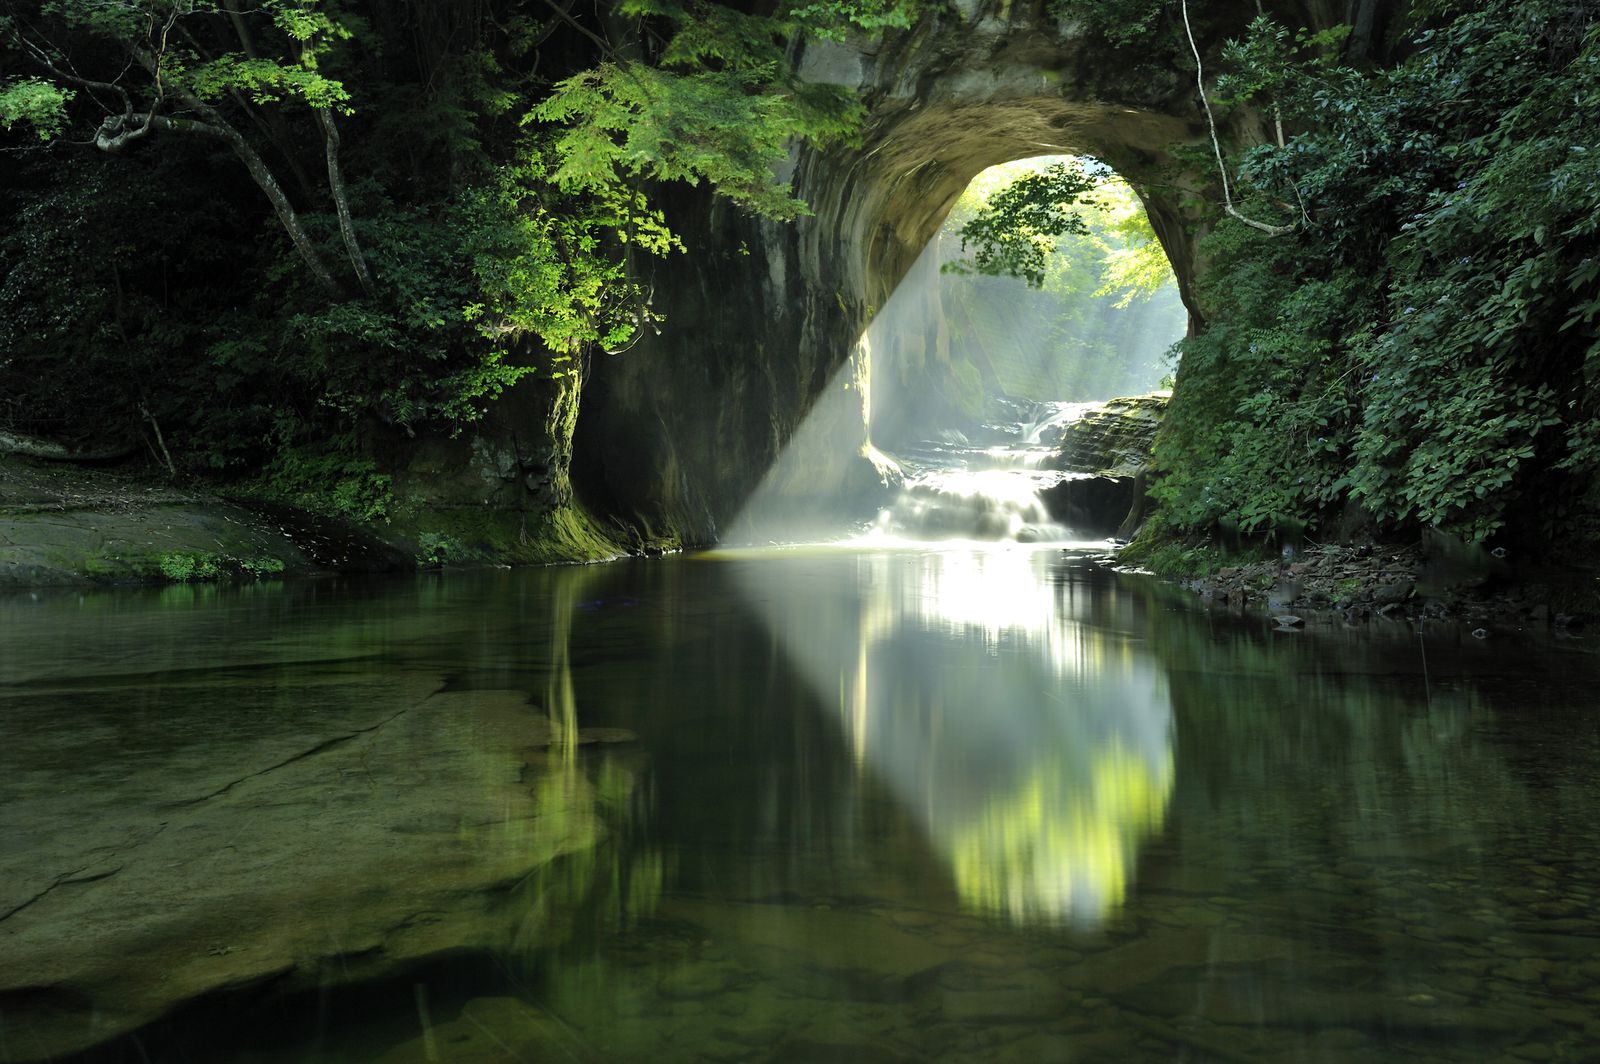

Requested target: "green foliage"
[
  {"left": 0, "top": 78, "right": 72, "bottom": 139},
  {"left": 1, "top": 0, "right": 706, "bottom": 484},
  {"left": 1117, "top": 529, "right": 1271, "bottom": 580},
  {"left": 240, "top": 556, "right": 288, "bottom": 577},
  {"left": 1091, "top": 189, "right": 1172, "bottom": 308},
  {"left": 1152, "top": 0, "right": 1600, "bottom": 544},
  {"left": 785, "top": 0, "right": 920, "bottom": 39},
  {"left": 531, "top": 63, "right": 860, "bottom": 221},
  {"left": 1148, "top": 223, "right": 1364, "bottom": 535},
  {"left": 1049, "top": 0, "right": 1165, "bottom": 46},
  {"left": 414, "top": 531, "right": 465, "bottom": 567},
  {"left": 3, "top": 0, "right": 913, "bottom": 505},
  {"left": 157, "top": 551, "right": 285, "bottom": 581},
  {"left": 259, "top": 441, "right": 394, "bottom": 524},
  {"left": 460, "top": 150, "right": 678, "bottom": 365},
  {"left": 946, "top": 160, "right": 1102, "bottom": 287},
  {"left": 528, "top": 0, "right": 889, "bottom": 222},
  {"left": 187, "top": 55, "right": 352, "bottom": 111},
  {"left": 159, "top": 552, "right": 222, "bottom": 582}
]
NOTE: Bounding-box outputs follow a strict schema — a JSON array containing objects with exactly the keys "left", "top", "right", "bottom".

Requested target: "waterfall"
[{"left": 866, "top": 400, "right": 1101, "bottom": 544}]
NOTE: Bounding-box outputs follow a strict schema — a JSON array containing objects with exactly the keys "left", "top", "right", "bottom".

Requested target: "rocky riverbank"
[
  {"left": 1034, "top": 397, "right": 1599, "bottom": 635},
  {"left": 0, "top": 453, "right": 412, "bottom": 588},
  {"left": 1122, "top": 539, "right": 1599, "bottom": 635}
]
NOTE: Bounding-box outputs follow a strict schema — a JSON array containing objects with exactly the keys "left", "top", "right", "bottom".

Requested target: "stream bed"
[{"left": 3, "top": 550, "right": 1599, "bottom": 1062}]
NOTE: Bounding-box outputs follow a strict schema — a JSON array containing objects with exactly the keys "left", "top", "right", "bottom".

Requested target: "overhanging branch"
[{"left": 1180, "top": 0, "right": 1296, "bottom": 237}]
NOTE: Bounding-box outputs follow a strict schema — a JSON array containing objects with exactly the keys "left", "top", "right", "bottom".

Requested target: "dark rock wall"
[{"left": 1041, "top": 394, "right": 1169, "bottom": 537}]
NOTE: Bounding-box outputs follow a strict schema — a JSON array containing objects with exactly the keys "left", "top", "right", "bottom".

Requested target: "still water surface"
[{"left": 2, "top": 549, "right": 1599, "bottom": 1062}]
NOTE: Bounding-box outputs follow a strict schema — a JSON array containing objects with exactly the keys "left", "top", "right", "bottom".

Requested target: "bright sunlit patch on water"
[
  {"left": 725, "top": 547, "right": 1173, "bottom": 928},
  {"left": 869, "top": 468, "right": 1068, "bottom": 542}
]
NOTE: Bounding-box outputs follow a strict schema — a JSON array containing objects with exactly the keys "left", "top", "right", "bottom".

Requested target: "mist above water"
[
  {"left": 723, "top": 155, "right": 1185, "bottom": 549},
  {"left": 863, "top": 400, "right": 1095, "bottom": 546}
]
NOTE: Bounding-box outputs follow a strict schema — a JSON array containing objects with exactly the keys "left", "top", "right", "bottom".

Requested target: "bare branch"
[
  {"left": 312, "top": 104, "right": 378, "bottom": 298},
  {"left": 16, "top": 33, "right": 134, "bottom": 116},
  {"left": 1180, "top": 0, "right": 1296, "bottom": 237},
  {"left": 533, "top": 0, "right": 618, "bottom": 59}
]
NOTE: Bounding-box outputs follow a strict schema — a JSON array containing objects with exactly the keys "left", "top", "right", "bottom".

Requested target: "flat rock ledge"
[
  {"left": 0, "top": 685, "right": 632, "bottom": 1063},
  {"left": 0, "top": 454, "right": 407, "bottom": 588}
]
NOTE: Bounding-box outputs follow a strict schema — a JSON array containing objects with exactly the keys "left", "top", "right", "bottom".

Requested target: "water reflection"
[
  {"left": 0, "top": 575, "right": 655, "bottom": 1064},
  {"left": 725, "top": 547, "right": 1173, "bottom": 926},
  {"left": 7, "top": 561, "right": 1600, "bottom": 1062}
]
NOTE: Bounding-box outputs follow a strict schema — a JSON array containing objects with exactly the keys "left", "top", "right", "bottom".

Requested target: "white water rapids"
[{"left": 865, "top": 400, "right": 1101, "bottom": 545}]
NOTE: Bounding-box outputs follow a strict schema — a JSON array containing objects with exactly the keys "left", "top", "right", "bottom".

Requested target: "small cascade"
[{"left": 870, "top": 400, "right": 1096, "bottom": 543}]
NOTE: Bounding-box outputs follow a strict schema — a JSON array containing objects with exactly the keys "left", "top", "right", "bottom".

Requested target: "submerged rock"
[{"left": 0, "top": 686, "right": 633, "bottom": 1062}]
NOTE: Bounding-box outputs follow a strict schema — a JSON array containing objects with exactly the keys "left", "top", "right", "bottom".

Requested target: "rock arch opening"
[
  {"left": 572, "top": 1, "right": 1237, "bottom": 547},
  {"left": 866, "top": 155, "right": 1187, "bottom": 452},
  {"left": 722, "top": 154, "right": 1186, "bottom": 546}
]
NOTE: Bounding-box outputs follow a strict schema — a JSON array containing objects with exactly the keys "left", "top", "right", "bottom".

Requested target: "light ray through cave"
[{"left": 721, "top": 156, "right": 1185, "bottom": 548}]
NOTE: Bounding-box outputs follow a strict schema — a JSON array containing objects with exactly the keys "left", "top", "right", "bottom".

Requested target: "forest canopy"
[
  {"left": 1147, "top": 0, "right": 1600, "bottom": 544},
  {"left": 0, "top": 0, "right": 896, "bottom": 515}
]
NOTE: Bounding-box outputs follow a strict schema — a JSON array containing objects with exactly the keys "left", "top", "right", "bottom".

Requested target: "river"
[{"left": 3, "top": 543, "right": 1599, "bottom": 1062}]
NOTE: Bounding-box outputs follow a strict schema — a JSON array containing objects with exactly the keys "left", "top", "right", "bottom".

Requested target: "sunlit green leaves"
[
  {"left": 785, "top": 0, "right": 921, "bottom": 40},
  {"left": 946, "top": 160, "right": 1103, "bottom": 287},
  {"left": 0, "top": 78, "right": 73, "bottom": 139},
  {"left": 187, "top": 55, "right": 352, "bottom": 110},
  {"left": 459, "top": 149, "right": 680, "bottom": 366},
  {"left": 526, "top": 0, "right": 885, "bottom": 222},
  {"left": 531, "top": 62, "right": 861, "bottom": 220}
]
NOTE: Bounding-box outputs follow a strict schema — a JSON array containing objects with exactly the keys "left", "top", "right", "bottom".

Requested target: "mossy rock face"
[
  {"left": 1031, "top": 396, "right": 1169, "bottom": 538},
  {"left": 1050, "top": 394, "right": 1168, "bottom": 479},
  {"left": 0, "top": 455, "right": 410, "bottom": 589},
  {"left": 387, "top": 501, "right": 628, "bottom": 568}
]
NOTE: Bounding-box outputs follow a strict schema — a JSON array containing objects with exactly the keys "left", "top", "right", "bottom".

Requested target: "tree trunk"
[
  {"left": 313, "top": 107, "right": 378, "bottom": 298},
  {"left": 126, "top": 112, "right": 344, "bottom": 298},
  {"left": 219, "top": 1, "right": 321, "bottom": 205}
]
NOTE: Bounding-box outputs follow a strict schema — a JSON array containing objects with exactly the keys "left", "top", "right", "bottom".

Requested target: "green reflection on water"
[
  {"left": 725, "top": 547, "right": 1176, "bottom": 927},
  {"left": 3, "top": 554, "right": 1599, "bottom": 1063},
  {"left": 713, "top": 547, "right": 1177, "bottom": 928},
  {"left": 949, "top": 740, "right": 1173, "bottom": 926}
]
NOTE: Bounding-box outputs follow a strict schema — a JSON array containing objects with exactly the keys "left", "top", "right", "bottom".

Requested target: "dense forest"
[
  {"left": 1135, "top": 0, "right": 1600, "bottom": 552},
  {"left": 0, "top": 0, "right": 904, "bottom": 525},
  {"left": 2, "top": 0, "right": 1597, "bottom": 556}
]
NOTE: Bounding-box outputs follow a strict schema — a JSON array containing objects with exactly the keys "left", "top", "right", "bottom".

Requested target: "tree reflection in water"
[{"left": 729, "top": 546, "right": 1174, "bottom": 926}]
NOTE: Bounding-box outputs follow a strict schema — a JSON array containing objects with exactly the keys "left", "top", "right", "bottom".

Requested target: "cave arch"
[
  {"left": 570, "top": 0, "right": 1350, "bottom": 545},
  {"left": 790, "top": 33, "right": 1205, "bottom": 327}
]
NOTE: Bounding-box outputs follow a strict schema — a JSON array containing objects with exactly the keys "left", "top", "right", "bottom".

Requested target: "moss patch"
[
  {"left": 390, "top": 500, "right": 628, "bottom": 566},
  {"left": 1117, "top": 536, "right": 1272, "bottom": 580}
]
